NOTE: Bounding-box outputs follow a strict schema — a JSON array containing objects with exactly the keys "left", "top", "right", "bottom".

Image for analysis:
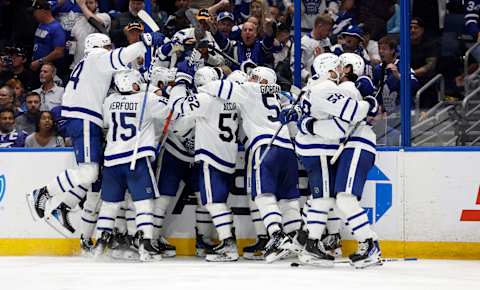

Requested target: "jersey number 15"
[{"left": 111, "top": 112, "right": 137, "bottom": 141}]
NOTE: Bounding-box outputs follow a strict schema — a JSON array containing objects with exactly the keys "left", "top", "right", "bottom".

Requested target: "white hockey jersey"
[
  {"left": 102, "top": 91, "right": 169, "bottom": 167},
  {"left": 62, "top": 42, "right": 147, "bottom": 127},
  {"left": 172, "top": 92, "right": 239, "bottom": 173},
  {"left": 295, "top": 79, "right": 371, "bottom": 156},
  {"left": 199, "top": 80, "right": 293, "bottom": 155}
]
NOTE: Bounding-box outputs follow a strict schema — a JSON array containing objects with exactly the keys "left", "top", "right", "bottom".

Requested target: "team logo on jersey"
[
  {"left": 363, "top": 165, "right": 392, "bottom": 224},
  {"left": 0, "top": 175, "right": 6, "bottom": 203}
]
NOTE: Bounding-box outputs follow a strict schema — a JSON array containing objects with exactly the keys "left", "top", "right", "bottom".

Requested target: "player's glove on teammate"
[
  {"left": 297, "top": 115, "right": 316, "bottom": 135},
  {"left": 141, "top": 32, "right": 166, "bottom": 47},
  {"left": 279, "top": 105, "right": 302, "bottom": 125},
  {"left": 364, "top": 95, "right": 379, "bottom": 117}
]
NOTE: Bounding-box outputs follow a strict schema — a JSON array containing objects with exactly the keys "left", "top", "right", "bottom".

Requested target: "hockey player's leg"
[
  {"left": 94, "top": 201, "right": 120, "bottom": 259},
  {"left": 80, "top": 190, "right": 101, "bottom": 256},
  {"left": 322, "top": 205, "right": 343, "bottom": 257},
  {"left": 198, "top": 162, "right": 238, "bottom": 262},
  {"left": 279, "top": 199, "right": 305, "bottom": 257},
  {"left": 335, "top": 148, "right": 381, "bottom": 269},
  {"left": 109, "top": 200, "right": 139, "bottom": 260},
  {"left": 153, "top": 195, "right": 176, "bottom": 257},
  {"left": 242, "top": 199, "right": 268, "bottom": 260}
]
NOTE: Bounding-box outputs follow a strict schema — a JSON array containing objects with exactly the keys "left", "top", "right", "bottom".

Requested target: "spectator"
[
  {"left": 0, "top": 108, "right": 27, "bottom": 147},
  {"left": 387, "top": 0, "right": 400, "bottom": 34},
  {"left": 0, "top": 49, "right": 13, "bottom": 85},
  {"left": 285, "top": 0, "right": 338, "bottom": 32},
  {"left": 123, "top": 22, "right": 145, "bottom": 70},
  {"left": 292, "top": 13, "right": 333, "bottom": 83},
  {"left": 355, "top": 0, "right": 395, "bottom": 40},
  {"left": 332, "top": 25, "right": 372, "bottom": 76},
  {"left": 331, "top": 0, "right": 357, "bottom": 39},
  {"left": 5, "top": 79, "right": 27, "bottom": 113},
  {"left": 213, "top": 18, "right": 275, "bottom": 69},
  {"left": 216, "top": 12, "right": 235, "bottom": 38},
  {"left": 411, "top": 17, "right": 439, "bottom": 109},
  {"left": 6, "top": 46, "right": 40, "bottom": 91},
  {"left": 15, "top": 92, "right": 41, "bottom": 135},
  {"left": 30, "top": 0, "right": 67, "bottom": 75},
  {"left": 33, "top": 63, "right": 64, "bottom": 111},
  {"left": 272, "top": 22, "right": 294, "bottom": 90},
  {"left": 0, "top": 85, "right": 20, "bottom": 115},
  {"left": 363, "top": 25, "right": 381, "bottom": 66},
  {"left": 25, "top": 111, "right": 65, "bottom": 148},
  {"left": 71, "top": 0, "right": 112, "bottom": 68},
  {"left": 110, "top": 0, "right": 145, "bottom": 48},
  {"left": 162, "top": 0, "right": 198, "bottom": 38},
  {"left": 248, "top": 0, "right": 272, "bottom": 37}
]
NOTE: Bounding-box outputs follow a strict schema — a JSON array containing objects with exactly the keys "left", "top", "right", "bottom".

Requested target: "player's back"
[
  {"left": 62, "top": 48, "right": 126, "bottom": 127},
  {"left": 103, "top": 91, "right": 167, "bottom": 167}
]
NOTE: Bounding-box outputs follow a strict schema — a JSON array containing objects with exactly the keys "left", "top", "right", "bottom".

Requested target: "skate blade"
[
  {"left": 161, "top": 250, "right": 176, "bottom": 258},
  {"left": 110, "top": 249, "right": 140, "bottom": 260},
  {"left": 242, "top": 252, "right": 265, "bottom": 260},
  {"left": 298, "top": 254, "right": 334, "bottom": 268},
  {"left": 195, "top": 248, "right": 207, "bottom": 257},
  {"left": 206, "top": 253, "right": 239, "bottom": 262},
  {"left": 44, "top": 213, "right": 75, "bottom": 237},
  {"left": 26, "top": 193, "right": 41, "bottom": 221},
  {"left": 351, "top": 256, "right": 383, "bottom": 269},
  {"left": 265, "top": 248, "right": 291, "bottom": 263},
  {"left": 140, "top": 254, "right": 162, "bottom": 262}
]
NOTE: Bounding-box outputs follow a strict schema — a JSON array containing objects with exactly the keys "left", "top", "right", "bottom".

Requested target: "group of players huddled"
[{"left": 26, "top": 25, "right": 381, "bottom": 268}]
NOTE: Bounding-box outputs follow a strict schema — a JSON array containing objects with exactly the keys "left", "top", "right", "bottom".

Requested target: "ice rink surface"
[{"left": 0, "top": 257, "right": 478, "bottom": 290}]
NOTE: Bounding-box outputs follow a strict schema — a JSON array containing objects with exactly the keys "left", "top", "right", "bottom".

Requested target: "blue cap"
[
  {"left": 341, "top": 25, "right": 364, "bottom": 40},
  {"left": 217, "top": 11, "right": 234, "bottom": 22}
]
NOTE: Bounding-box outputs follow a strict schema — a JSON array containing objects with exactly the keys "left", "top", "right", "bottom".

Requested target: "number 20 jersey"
[
  {"left": 199, "top": 80, "right": 294, "bottom": 155},
  {"left": 102, "top": 91, "right": 169, "bottom": 167},
  {"left": 172, "top": 92, "right": 239, "bottom": 174}
]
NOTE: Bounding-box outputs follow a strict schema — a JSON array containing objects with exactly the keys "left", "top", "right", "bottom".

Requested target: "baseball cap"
[
  {"left": 32, "top": 0, "right": 51, "bottom": 10},
  {"left": 6, "top": 46, "right": 26, "bottom": 57},
  {"left": 341, "top": 25, "right": 364, "bottom": 40},
  {"left": 124, "top": 21, "right": 144, "bottom": 32},
  {"left": 217, "top": 11, "right": 234, "bottom": 22},
  {"left": 197, "top": 9, "right": 210, "bottom": 21}
]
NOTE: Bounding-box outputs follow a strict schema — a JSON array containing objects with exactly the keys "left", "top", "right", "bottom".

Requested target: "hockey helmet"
[
  {"left": 249, "top": 66, "right": 277, "bottom": 85},
  {"left": 312, "top": 53, "right": 341, "bottom": 83},
  {"left": 114, "top": 69, "right": 142, "bottom": 93},
  {"left": 84, "top": 33, "right": 112, "bottom": 54},
  {"left": 194, "top": 66, "right": 220, "bottom": 88},
  {"left": 151, "top": 66, "right": 177, "bottom": 88},
  {"left": 339, "top": 53, "right": 365, "bottom": 77}
]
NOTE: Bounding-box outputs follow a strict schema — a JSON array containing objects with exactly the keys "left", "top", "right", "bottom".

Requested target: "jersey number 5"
[
  {"left": 111, "top": 112, "right": 137, "bottom": 141},
  {"left": 261, "top": 93, "right": 280, "bottom": 122},
  {"left": 219, "top": 113, "right": 238, "bottom": 142}
]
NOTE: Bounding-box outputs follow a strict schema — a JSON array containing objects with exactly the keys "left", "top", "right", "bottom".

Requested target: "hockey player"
[
  {"left": 27, "top": 32, "right": 166, "bottom": 246},
  {"left": 170, "top": 66, "right": 240, "bottom": 262},
  {"left": 198, "top": 66, "right": 301, "bottom": 263},
  {"left": 279, "top": 53, "right": 377, "bottom": 266},
  {"left": 94, "top": 69, "right": 168, "bottom": 262}
]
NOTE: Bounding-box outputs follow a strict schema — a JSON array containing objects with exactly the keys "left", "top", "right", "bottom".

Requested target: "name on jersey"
[
  {"left": 223, "top": 102, "right": 236, "bottom": 111},
  {"left": 109, "top": 101, "right": 139, "bottom": 111},
  {"left": 260, "top": 84, "right": 281, "bottom": 95}
]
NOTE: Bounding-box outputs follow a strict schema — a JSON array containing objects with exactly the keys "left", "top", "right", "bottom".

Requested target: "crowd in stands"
[{"left": 0, "top": 0, "right": 476, "bottom": 148}]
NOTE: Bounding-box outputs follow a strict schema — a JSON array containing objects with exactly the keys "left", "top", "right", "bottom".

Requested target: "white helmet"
[
  {"left": 227, "top": 70, "right": 248, "bottom": 83},
  {"left": 194, "top": 66, "right": 220, "bottom": 88},
  {"left": 339, "top": 53, "right": 365, "bottom": 77},
  {"left": 84, "top": 33, "right": 111, "bottom": 54},
  {"left": 151, "top": 66, "right": 177, "bottom": 88},
  {"left": 114, "top": 69, "right": 142, "bottom": 93},
  {"left": 249, "top": 66, "right": 277, "bottom": 85},
  {"left": 312, "top": 53, "right": 340, "bottom": 82}
]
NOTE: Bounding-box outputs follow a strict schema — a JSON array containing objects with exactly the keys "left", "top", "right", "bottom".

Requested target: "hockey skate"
[
  {"left": 45, "top": 203, "right": 76, "bottom": 237},
  {"left": 195, "top": 228, "right": 216, "bottom": 257},
  {"left": 155, "top": 236, "right": 176, "bottom": 258},
  {"left": 322, "top": 233, "right": 343, "bottom": 257},
  {"left": 289, "top": 229, "right": 308, "bottom": 255},
  {"left": 26, "top": 186, "right": 51, "bottom": 220},
  {"left": 206, "top": 237, "right": 239, "bottom": 262},
  {"left": 93, "top": 231, "right": 112, "bottom": 259},
  {"left": 80, "top": 234, "right": 94, "bottom": 257},
  {"left": 349, "top": 239, "right": 382, "bottom": 269},
  {"left": 264, "top": 231, "right": 294, "bottom": 263},
  {"left": 298, "top": 238, "right": 335, "bottom": 267},
  {"left": 109, "top": 230, "right": 139, "bottom": 260},
  {"left": 138, "top": 231, "right": 162, "bottom": 262},
  {"left": 242, "top": 235, "right": 268, "bottom": 260}
]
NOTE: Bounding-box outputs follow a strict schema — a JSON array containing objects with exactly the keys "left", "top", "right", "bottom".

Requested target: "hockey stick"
[
  {"left": 254, "top": 86, "right": 304, "bottom": 170},
  {"left": 130, "top": 10, "right": 160, "bottom": 170},
  {"left": 207, "top": 44, "right": 240, "bottom": 67},
  {"left": 290, "top": 257, "right": 417, "bottom": 267}
]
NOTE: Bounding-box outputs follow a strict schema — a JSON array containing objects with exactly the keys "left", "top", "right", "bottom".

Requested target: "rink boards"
[{"left": 0, "top": 148, "right": 479, "bottom": 259}]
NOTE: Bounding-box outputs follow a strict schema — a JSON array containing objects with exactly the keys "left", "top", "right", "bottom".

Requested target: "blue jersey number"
[
  {"left": 111, "top": 112, "right": 137, "bottom": 141},
  {"left": 261, "top": 93, "right": 281, "bottom": 122},
  {"left": 69, "top": 60, "right": 84, "bottom": 90}
]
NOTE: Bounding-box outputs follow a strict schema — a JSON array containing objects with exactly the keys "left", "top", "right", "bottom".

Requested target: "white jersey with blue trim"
[
  {"left": 296, "top": 79, "right": 371, "bottom": 156},
  {"left": 338, "top": 81, "right": 376, "bottom": 154},
  {"left": 199, "top": 80, "right": 293, "bottom": 155},
  {"left": 102, "top": 91, "right": 169, "bottom": 167},
  {"left": 62, "top": 42, "right": 147, "bottom": 127},
  {"left": 172, "top": 92, "right": 239, "bottom": 174}
]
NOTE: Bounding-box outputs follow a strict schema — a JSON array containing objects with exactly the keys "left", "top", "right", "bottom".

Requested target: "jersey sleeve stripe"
[
  {"left": 348, "top": 136, "right": 376, "bottom": 150},
  {"left": 350, "top": 101, "right": 359, "bottom": 122},
  {"left": 217, "top": 80, "right": 225, "bottom": 97},
  {"left": 61, "top": 106, "right": 103, "bottom": 120},
  {"left": 227, "top": 81, "right": 233, "bottom": 100},
  {"left": 294, "top": 141, "right": 339, "bottom": 150},
  {"left": 117, "top": 48, "right": 126, "bottom": 67},
  {"left": 109, "top": 51, "right": 118, "bottom": 70},
  {"left": 333, "top": 118, "right": 346, "bottom": 134},
  {"left": 339, "top": 98, "right": 350, "bottom": 121}
]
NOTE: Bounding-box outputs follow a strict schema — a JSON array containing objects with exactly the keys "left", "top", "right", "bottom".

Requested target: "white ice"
[{"left": 0, "top": 257, "right": 478, "bottom": 290}]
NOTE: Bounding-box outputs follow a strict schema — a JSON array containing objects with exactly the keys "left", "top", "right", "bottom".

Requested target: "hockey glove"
[
  {"left": 364, "top": 95, "right": 379, "bottom": 117},
  {"left": 297, "top": 115, "right": 316, "bottom": 135},
  {"left": 175, "top": 60, "right": 195, "bottom": 86},
  {"left": 141, "top": 32, "right": 166, "bottom": 47},
  {"left": 279, "top": 105, "right": 302, "bottom": 125}
]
